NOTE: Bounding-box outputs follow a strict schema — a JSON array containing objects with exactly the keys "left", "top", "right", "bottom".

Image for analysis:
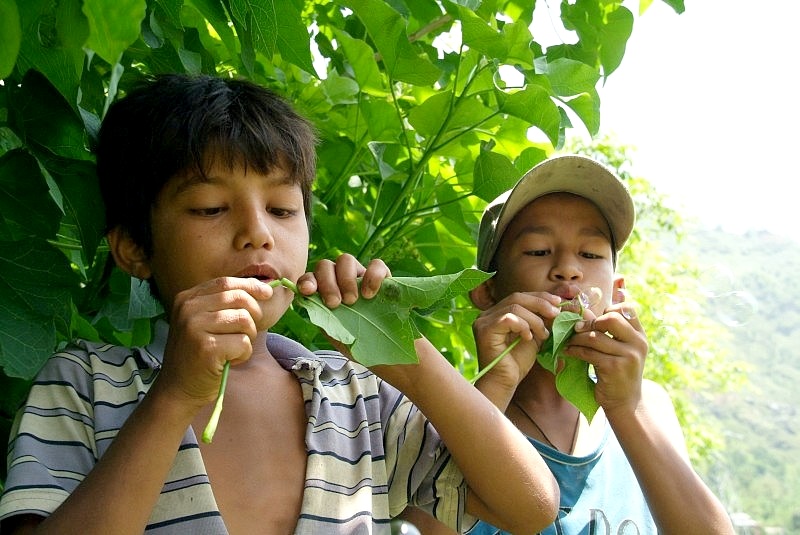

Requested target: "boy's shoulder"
[{"left": 267, "top": 332, "right": 374, "bottom": 379}]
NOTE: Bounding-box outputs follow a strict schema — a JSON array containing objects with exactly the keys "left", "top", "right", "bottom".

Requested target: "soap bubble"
[
  {"left": 699, "top": 264, "right": 758, "bottom": 327},
  {"left": 615, "top": 288, "right": 638, "bottom": 320}
]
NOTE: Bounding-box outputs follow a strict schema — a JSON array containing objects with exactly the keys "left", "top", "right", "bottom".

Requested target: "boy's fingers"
[
  {"left": 312, "top": 259, "right": 344, "bottom": 307},
  {"left": 359, "top": 259, "right": 391, "bottom": 299}
]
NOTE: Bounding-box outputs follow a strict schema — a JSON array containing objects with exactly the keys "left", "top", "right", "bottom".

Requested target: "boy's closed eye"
[
  {"left": 523, "top": 249, "right": 550, "bottom": 257},
  {"left": 267, "top": 207, "right": 299, "bottom": 218},
  {"left": 190, "top": 207, "right": 227, "bottom": 217}
]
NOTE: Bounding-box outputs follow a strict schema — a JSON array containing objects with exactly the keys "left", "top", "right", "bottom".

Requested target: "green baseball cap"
[{"left": 476, "top": 154, "right": 635, "bottom": 271}]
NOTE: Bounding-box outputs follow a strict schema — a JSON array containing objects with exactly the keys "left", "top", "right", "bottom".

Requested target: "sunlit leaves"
[
  {"left": 83, "top": 0, "right": 147, "bottom": 65},
  {"left": 340, "top": 0, "right": 441, "bottom": 85}
]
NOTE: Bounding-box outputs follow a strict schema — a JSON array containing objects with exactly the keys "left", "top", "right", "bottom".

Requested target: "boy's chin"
[{"left": 256, "top": 302, "right": 292, "bottom": 332}]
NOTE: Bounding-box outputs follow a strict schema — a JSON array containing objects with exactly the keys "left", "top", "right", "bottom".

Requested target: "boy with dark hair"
[
  {"left": 465, "top": 154, "right": 734, "bottom": 534},
  {"left": 0, "top": 74, "right": 558, "bottom": 534}
]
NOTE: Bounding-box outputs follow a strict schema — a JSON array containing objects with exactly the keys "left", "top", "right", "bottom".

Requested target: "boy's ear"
[
  {"left": 107, "top": 227, "right": 152, "bottom": 280},
  {"left": 469, "top": 280, "right": 497, "bottom": 311},
  {"left": 611, "top": 275, "right": 626, "bottom": 304}
]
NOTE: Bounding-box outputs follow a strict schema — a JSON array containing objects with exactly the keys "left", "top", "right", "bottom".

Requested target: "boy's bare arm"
[
  {"left": 308, "top": 256, "right": 559, "bottom": 532},
  {"left": 567, "top": 306, "right": 734, "bottom": 535},
  {"left": 372, "top": 339, "right": 559, "bottom": 534}
]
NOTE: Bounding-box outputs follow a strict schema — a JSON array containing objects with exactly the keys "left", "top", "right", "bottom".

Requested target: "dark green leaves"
[{"left": 0, "top": 240, "right": 76, "bottom": 378}]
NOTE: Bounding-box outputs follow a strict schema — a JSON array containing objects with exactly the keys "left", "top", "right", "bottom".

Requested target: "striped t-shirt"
[{"left": 0, "top": 321, "right": 471, "bottom": 533}]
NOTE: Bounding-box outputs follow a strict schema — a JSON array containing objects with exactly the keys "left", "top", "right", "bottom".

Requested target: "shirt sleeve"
[
  {"left": 380, "top": 379, "right": 477, "bottom": 532},
  {"left": 0, "top": 342, "right": 137, "bottom": 522}
]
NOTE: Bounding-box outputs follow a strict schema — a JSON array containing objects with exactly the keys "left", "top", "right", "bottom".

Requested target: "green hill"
[{"left": 685, "top": 227, "right": 800, "bottom": 533}]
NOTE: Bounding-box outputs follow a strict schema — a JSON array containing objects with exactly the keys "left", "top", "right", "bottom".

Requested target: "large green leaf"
[
  {"left": 0, "top": 239, "right": 77, "bottom": 378},
  {"left": 230, "top": 0, "right": 315, "bottom": 74},
  {"left": 341, "top": 0, "right": 440, "bottom": 85},
  {"left": 472, "top": 149, "right": 519, "bottom": 202},
  {"left": 293, "top": 269, "right": 492, "bottom": 367},
  {"left": 332, "top": 29, "right": 384, "bottom": 93},
  {"left": 499, "top": 85, "right": 561, "bottom": 146},
  {"left": 14, "top": 0, "right": 85, "bottom": 106},
  {"left": 452, "top": 4, "right": 508, "bottom": 61},
  {"left": 83, "top": 0, "right": 147, "bottom": 65},
  {"left": 0, "top": 0, "right": 21, "bottom": 79},
  {"left": 0, "top": 149, "right": 62, "bottom": 241},
  {"left": 9, "top": 70, "right": 91, "bottom": 161},
  {"left": 272, "top": 1, "right": 315, "bottom": 75}
]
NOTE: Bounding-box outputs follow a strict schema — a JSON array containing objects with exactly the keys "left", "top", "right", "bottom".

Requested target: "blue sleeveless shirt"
[{"left": 468, "top": 420, "right": 656, "bottom": 534}]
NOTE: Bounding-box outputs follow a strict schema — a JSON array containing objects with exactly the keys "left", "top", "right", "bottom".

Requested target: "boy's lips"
[
  {"left": 236, "top": 264, "right": 279, "bottom": 282},
  {"left": 551, "top": 284, "right": 582, "bottom": 301}
]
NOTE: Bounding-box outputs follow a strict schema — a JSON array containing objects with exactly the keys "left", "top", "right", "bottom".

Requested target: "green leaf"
[
  {"left": 406, "top": 91, "right": 453, "bottom": 137},
  {"left": 537, "top": 311, "right": 599, "bottom": 421},
  {"left": 502, "top": 20, "right": 535, "bottom": 67},
  {"left": 0, "top": 0, "right": 22, "bottom": 79},
  {"left": 83, "top": 0, "right": 147, "bottom": 65},
  {"left": 273, "top": 1, "right": 315, "bottom": 75},
  {"left": 333, "top": 28, "right": 384, "bottom": 93},
  {"left": 293, "top": 269, "right": 492, "bottom": 367},
  {"left": 564, "top": 92, "right": 600, "bottom": 136},
  {"left": 453, "top": 4, "right": 508, "bottom": 61},
  {"left": 341, "top": 0, "right": 440, "bottom": 85},
  {"left": 472, "top": 149, "right": 520, "bottom": 202},
  {"left": 547, "top": 57, "right": 601, "bottom": 97},
  {"left": 499, "top": 85, "right": 561, "bottom": 146},
  {"left": 598, "top": 6, "right": 634, "bottom": 77},
  {"left": 0, "top": 239, "right": 77, "bottom": 378},
  {"left": 9, "top": 70, "right": 91, "bottom": 161},
  {"left": 0, "top": 149, "right": 62, "bottom": 241},
  {"left": 15, "top": 0, "right": 85, "bottom": 106}
]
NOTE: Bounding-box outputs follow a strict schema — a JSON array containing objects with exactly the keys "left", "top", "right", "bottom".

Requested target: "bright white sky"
[{"left": 589, "top": 0, "right": 799, "bottom": 243}]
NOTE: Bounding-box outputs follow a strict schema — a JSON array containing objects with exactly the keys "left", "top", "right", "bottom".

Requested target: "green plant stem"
[
  {"left": 201, "top": 278, "right": 296, "bottom": 443},
  {"left": 469, "top": 337, "right": 521, "bottom": 385},
  {"left": 201, "top": 361, "right": 230, "bottom": 443}
]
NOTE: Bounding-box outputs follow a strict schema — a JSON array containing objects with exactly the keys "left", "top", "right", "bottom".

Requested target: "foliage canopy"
[{"left": 4, "top": 0, "right": 747, "bottom": 479}]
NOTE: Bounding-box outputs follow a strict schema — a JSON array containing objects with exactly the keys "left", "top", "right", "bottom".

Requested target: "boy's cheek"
[{"left": 255, "top": 291, "right": 294, "bottom": 330}]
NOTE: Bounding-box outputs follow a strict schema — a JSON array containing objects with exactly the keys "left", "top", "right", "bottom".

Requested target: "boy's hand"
[
  {"left": 297, "top": 254, "right": 391, "bottom": 307},
  {"left": 156, "top": 277, "right": 275, "bottom": 409},
  {"left": 472, "top": 291, "right": 561, "bottom": 394},
  {"left": 566, "top": 302, "right": 648, "bottom": 416}
]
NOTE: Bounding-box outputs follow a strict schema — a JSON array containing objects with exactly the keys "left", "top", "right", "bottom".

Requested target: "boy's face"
[
  {"left": 488, "top": 192, "right": 619, "bottom": 314},
  {"left": 137, "top": 161, "right": 309, "bottom": 329}
]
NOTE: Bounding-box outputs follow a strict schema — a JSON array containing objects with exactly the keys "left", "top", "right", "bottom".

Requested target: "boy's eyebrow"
[
  {"left": 512, "top": 224, "right": 611, "bottom": 242},
  {"left": 170, "top": 169, "right": 297, "bottom": 196}
]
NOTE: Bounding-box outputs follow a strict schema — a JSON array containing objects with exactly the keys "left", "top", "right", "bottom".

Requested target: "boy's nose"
[
  {"left": 550, "top": 255, "right": 581, "bottom": 281},
  {"left": 234, "top": 208, "right": 274, "bottom": 250}
]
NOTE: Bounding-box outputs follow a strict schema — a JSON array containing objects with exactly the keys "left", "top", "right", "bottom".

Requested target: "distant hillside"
[{"left": 681, "top": 226, "right": 800, "bottom": 533}]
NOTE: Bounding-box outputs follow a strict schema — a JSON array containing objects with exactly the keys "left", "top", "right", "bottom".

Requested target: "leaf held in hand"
[
  {"left": 293, "top": 269, "right": 492, "bottom": 367},
  {"left": 537, "top": 310, "right": 600, "bottom": 422},
  {"left": 202, "top": 270, "right": 491, "bottom": 442}
]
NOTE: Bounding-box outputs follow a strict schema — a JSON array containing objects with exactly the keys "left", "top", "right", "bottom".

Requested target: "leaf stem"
[
  {"left": 201, "top": 361, "right": 230, "bottom": 443},
  {"left": 201, "top": 278, "right": 297, "bottom": 443},
  {"left": 469, "top": 337, "right": 521, "bottom": 385}
]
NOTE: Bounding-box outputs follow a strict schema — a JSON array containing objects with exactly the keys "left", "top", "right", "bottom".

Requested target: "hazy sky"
[{"left": 593, "top": 0, "right": 799, "bottom": 243}]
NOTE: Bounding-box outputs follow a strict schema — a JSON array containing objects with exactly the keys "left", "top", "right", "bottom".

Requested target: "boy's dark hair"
[{"left": 96, "top": 74, "right": 318, "bottom": 255}]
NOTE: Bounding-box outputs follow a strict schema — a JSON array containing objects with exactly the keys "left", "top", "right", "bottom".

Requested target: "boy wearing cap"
[{"left": 466, "top": 155, "right": 734, "bottom": 534}]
